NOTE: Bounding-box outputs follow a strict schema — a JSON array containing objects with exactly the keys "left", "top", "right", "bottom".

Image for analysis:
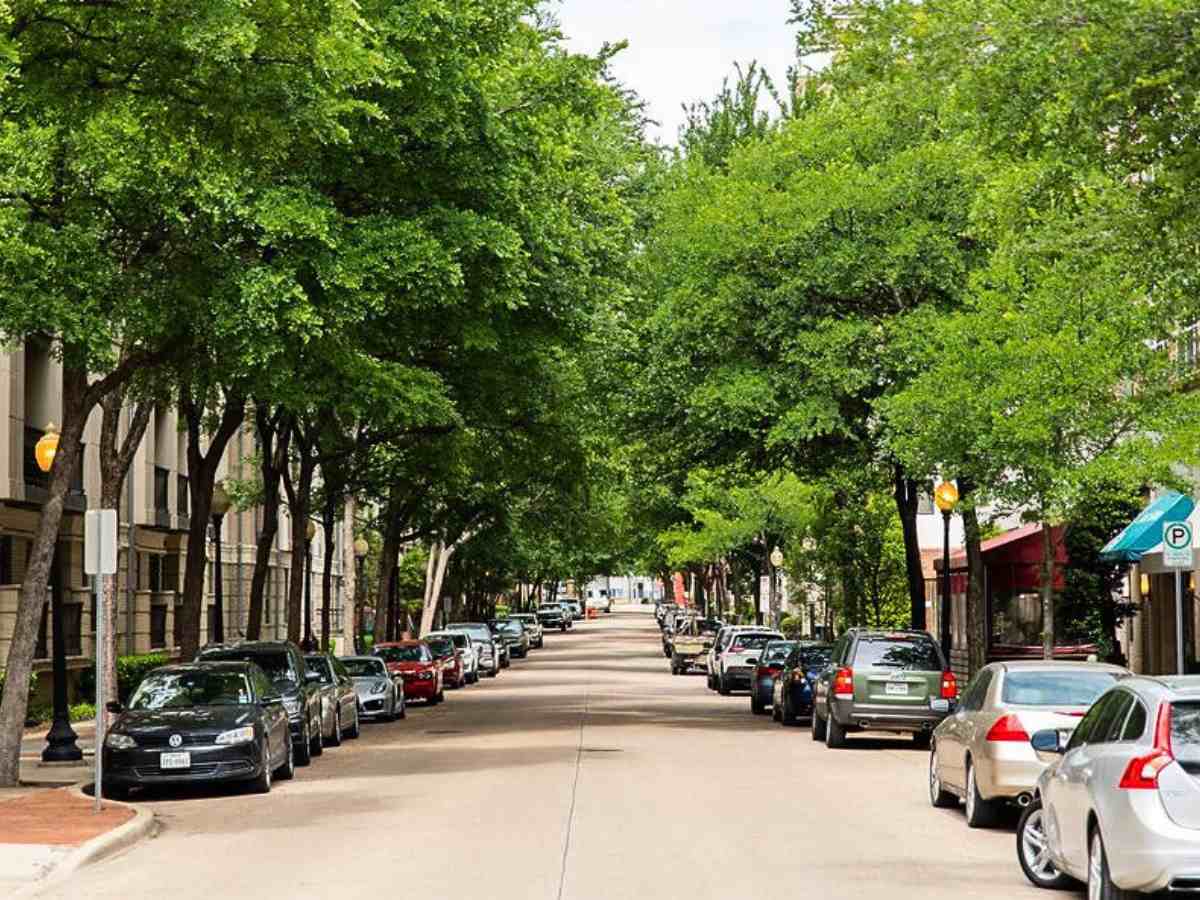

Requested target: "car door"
[
  {"left": 251, "top": 666, "right": 287, "bottom": 767},
  {"left": 1051, "top": 690, "right": 1131, "bottom": 873},
  {"left": 817, "top": 635, "right": 849, "bottom": 716},
  {"left": 331, "top": 657, "right": 356, "bottom": 722},
  {"left": 940, "top": 667, "right": 992, "bottom": 791},
  {"left": 782, "top": 646, "right": 802, "bottom": 710}
]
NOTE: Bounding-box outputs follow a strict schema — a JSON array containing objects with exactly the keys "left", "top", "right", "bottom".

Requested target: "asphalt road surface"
[{"left": 34, "top": 609, "right": 1053, "bottom": 900}]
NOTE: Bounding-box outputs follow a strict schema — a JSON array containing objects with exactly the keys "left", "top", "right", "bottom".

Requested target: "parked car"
[
  {"left": 811, "top": 629, "right": 955, "bottom": 749},
  {"left": 1015, "top": 675, "right": 1200, "bottom": 897},
  {"left": 339, "top": 655, "right": 404, "bottom": 720},
  {"left": 510, "top": 613, "right": 544, "bottom": 648},
  {"left": 586, "top": 595, "right": 612, "bottom": 613},
  {"left": 425, "top": 631, "right": 479, "bottom": 684},
  {"left": 425, "top": 634, "right": 466, "bottom": 688},
  {"left": 929, "top": 660, "right": 1127, "bottom": 827},
  {"left": 446, "top": 623, "right": 504, "bottom": 675},
  {"left": 655, "top": 601, "right": 678, "bottom": 627},
  {"left": 713, "top": 629, "right": 784, "bottom": 695},
  {"left": 669, "top": 617, "right": 723, "bottom": 675},
  {"left": 304, "top": 653, "right": 361, "bottom": 745},
  {"left": 706, "top": 626, "right": 760, "bottom": 689},
  {"left": 773, "top": 642, "right": 834, "bottom": 724},
  {"left": 102, "top": 661, "right": 294, "bottom": 797},
  {"left": 489, "top": 618, "right": 530, "bottom": 659},
  {"left": 537, "top": 604, "right": 569, "bottom": 632},
  {"left": 750, "top": 639, "right": 797, "bottom": 714},
  {"left": 197, "top": 639, "right": 323, "bottom": 765},
  {"left": 374, "top": 641, "right": 445, "bottom": 704},
  {"left": 564, "top": 600, "right": 583, "bottom": 621}
]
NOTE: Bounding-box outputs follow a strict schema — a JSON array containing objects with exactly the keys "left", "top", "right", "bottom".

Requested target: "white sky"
[{"left": 552, "top": 0, "right": 799, "bottom": 145}]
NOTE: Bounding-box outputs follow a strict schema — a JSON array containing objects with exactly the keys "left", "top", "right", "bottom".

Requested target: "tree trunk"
[
  {"left": 280, "top": 426, "right": 316, "bottom": 646},
  {"left": 1041, "top": 520, "right": 1056, "bottom": 661},
  {"left": 373, "top": 488, "right": 402, "bottom": 642},
  {"left": 960, "top": 478, "right": 988, "bottom": 676},
  {"left": 246, "top": 407, "right": 292, "bottom": 640},
  {"left": 320, "top": 499, "right": 335, "bottom": 651},
  {"left": 98, "top": 391, "right": 152, "bottom": 723},
  {"left": 0, "top": 367, "right": 89, "bottom": 786},
  {"left": 660, "top": 569, "right": 675, "bottom": 605},
  {"left": 893, "top": 465, "right": 927, "bottom": 631},
  {"left": 419, "top": 541, "right": 455, "bottom": 636},
  {"left": 179, "top": 387, "right": 245, "bottom": 660}
]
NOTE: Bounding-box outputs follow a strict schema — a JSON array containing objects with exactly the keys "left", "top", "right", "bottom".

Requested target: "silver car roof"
[{"left": 996, "top": 660, "right": 1130, "bottom": 673}]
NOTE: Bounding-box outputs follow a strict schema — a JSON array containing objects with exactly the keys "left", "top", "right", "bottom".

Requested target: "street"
[{"left": 31, "top": 610, "right": 1045, "bottom": 900}]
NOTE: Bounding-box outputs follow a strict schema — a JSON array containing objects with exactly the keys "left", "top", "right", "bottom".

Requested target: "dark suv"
[
  {"left": 811, "top": 629, "right": 956, "bottom": 749},
  {"left": 198, "top": 640, "right": 324, "bottom": 765}
]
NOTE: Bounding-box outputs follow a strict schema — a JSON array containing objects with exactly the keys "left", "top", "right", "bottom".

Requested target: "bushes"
[
  {"left": 78, "top": 652, "right": 170, "bottom": 704},
  {"left": 779, "top": 614, "right": 804, "bottom": 638},
  {"left": 69, "top": 702, "right": 96, "bottom": 723},
  {"left": 495, "top": 604, "right": 511, "bottom": 619}
]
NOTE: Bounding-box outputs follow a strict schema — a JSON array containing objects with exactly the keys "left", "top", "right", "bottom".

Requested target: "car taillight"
[
  {"left": 940, "top": 671, "right": 957, "bottom": 700},
  {"left": 985, "top": 714, "right": 1029, "bottom": 742},
  {"left": 833, "top": 667, "right": 854, "bottom": 699},
  {"left": 1119, "top": 703, "right": 1174, "bottom": 790}
]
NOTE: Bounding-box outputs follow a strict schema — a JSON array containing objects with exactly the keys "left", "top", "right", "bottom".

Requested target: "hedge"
[{"left": 78, "top": 652, "right": 170, "bottom": 704}]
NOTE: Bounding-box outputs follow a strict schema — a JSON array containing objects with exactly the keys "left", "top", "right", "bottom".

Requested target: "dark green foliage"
[{"left": 78, "top": 653, "right": 170, "bottom": 705}]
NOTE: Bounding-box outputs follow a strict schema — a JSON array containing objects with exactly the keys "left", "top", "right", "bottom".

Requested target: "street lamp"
[
  {"left": 767, "top": 546, "right": 784, "bottom": 628},
  {"left": 934, "top": 480, "right": 960, "bottom": 662},
  {"left": 353, "top": 536, "right": 368, "bottom": 653},
  {"left": 302, "top": 519, "right": 316, "bottom": 651},
  {"left": 36, "top": 423, "right": 82, "bottom": 763},
  {"left": 209, "top": 481, "right": 232, "bottom": 644}
]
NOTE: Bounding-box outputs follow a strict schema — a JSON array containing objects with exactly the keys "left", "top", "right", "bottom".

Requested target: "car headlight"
[
  {"left": 105, "top": 732, "right": 136, "bottom": 750},
  {"left": 372, "top": 680, "right": 388, "bottom": 694},
  {"left": 282, "top": 696, "right": 302, "bottom": 716},
  {"left": 419, "top": 671, "right": 434, "bottom": 680},
  {"left": 215, "top": 726, "right": 256, "bottom": 746}
]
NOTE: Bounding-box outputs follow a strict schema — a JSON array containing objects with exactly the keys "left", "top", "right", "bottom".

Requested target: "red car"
[
  {"left": 374, "top": 641, "right": 444, "bottom": 704},
  {"left": 424, "top": 635, "right": 466, "bottom": 689}
]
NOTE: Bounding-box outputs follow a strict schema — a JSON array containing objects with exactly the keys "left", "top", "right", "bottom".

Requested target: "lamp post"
[
  {"left": 769, "top": 545, "right": 784, "bottom": 629},
  {"left": 209, "top": 481, "right": 231, "bottom": 645},
  {"left": 353, "top": 536, "right": 368, "bottom": 653},
  {"left": 933, "top": 481, "right": 960, "bottom": 663},
  {"left": 37, "top": 424, "right": 82, "bottom": 763},
  {"left": 302, "top": 519, "right": 316, "bottom": 651}
]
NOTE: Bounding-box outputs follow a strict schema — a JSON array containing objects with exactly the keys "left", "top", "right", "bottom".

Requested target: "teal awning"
[{"left": 1100, "top": 491, "right": 1195, "bottom": 563}]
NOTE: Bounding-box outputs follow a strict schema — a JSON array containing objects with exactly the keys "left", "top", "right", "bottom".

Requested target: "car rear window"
[
  {"left": 730, "top": 634, "right": 780, "bottom": 651},
  {"left": 801, "top": 646, "right": 832, "bottom": 668},
  {"left": 853, "top": 637, "right": 941, "bottom": 671},
  {"left": 761, "top": 642, "right": 795, "bottom": 664},
  {"left": 1173, "top": 702, "right": 1200, "bottom": 769},
  {"left": 1000, "top": 671, "right": 1119, "bottom": 707}
]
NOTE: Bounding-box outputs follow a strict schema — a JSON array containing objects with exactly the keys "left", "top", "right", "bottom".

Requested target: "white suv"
[{"left": 713, "top": 630, "right": 784, "bottom": 695}]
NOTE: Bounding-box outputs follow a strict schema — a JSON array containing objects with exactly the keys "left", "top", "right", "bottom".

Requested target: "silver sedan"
[
  {"left": 1015, "top": 675, "right": 1200, "bottom": 897},
  {"left": 929, "top": 660, "right": 1127, "bottom": 827}
]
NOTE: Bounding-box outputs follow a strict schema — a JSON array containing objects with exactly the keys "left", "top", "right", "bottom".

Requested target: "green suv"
[{"left": 811, "top": 629, "right": 956, "bottom": 749}]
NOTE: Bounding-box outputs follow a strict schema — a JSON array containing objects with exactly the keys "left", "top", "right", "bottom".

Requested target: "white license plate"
[
  {"left": 160, "top": 751, "right": 191, "bottom": 770},
  {"left": 885, "top": 682, "right": 908, "bottom": 696}
]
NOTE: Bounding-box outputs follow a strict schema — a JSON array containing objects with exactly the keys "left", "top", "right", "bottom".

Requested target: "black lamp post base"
[{"left": 42, "top": 716, "right": 83, "bottom": 763}]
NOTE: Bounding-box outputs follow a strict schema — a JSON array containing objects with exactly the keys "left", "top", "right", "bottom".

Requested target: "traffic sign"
[{"left": 1163, "top": 520, "right": 1193, "bottom": 569}]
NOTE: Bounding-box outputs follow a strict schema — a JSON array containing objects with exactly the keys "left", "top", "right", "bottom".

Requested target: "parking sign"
[{"left": 1163, "top": 520, "right": 1193, "bottom": 569}]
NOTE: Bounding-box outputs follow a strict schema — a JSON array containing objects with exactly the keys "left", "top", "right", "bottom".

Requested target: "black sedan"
[
  {"left": 102, "top": 661, "right": 294, "bottom": 798},
  {"left": 751, "top": 639, "right": 797, "bottom": 715},
  {"left": 772, "top": 642, "right": 834, "bottom": 725}
]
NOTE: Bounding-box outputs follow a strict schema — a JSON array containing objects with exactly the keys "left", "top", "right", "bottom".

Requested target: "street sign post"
[
  {"left": 85, "top": 510, "right": 118, "bottom": 812},
  {"left": 1162, "top": 520, "right": 1192, "bottom": 676}
]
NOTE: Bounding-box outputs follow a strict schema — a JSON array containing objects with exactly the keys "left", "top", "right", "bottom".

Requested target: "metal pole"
[
  {"left": 93, "top": 572, "right": 103, "bottom": 811},
  {"left": 1176, "top": 568, "right": 1185, "bottom": 675},
  {"left": 43, "top": 545, "right": 82, "bottom": 762},
  {"left": 303, "top": 537, "right": 313, "bottom": 651},
  {"left": 212, "top": 513, "right": 224, "bottom": 644},
  {"left": 940, "top": 510, "right": 952, "bottom": 662}
]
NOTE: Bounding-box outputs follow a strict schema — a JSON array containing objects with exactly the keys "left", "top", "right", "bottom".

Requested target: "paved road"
[{"left": 34, "top": 610, "right": 1052, "bottom": 900}]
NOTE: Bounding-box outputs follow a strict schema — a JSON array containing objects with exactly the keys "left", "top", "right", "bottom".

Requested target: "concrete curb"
[{"left": 10, "top": 784, "right": 155, "bottom": 898}]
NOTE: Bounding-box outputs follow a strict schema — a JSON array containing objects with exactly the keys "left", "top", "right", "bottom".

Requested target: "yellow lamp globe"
[
  {"left": 933, "top": 481, "right": 959, "bottom": 513},
  {"left": 34, "top": 422, "right": 59, "bottom": 474}
]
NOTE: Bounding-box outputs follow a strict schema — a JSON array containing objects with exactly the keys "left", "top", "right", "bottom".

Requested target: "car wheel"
[
  {"left": 811, "top": 707, "right": 828, "bottom": 741},
  {"left": 751, "top": 695, "right": 767, "bottom": 715},
  {"left": 310, "top": 718, "right": 324, "bottom": 757},
  {"left": 295, "top": 722, "right": 312, "bottom": 767},
  {"left": 433, "top": 689, "right": 445, "bottom": 704},
  {"left": 346, "top": 706, "right": 360, "bottom": 739},
  {"left": 276, "top": 739, "right": 295, "bottom": 782},
  {"left": 772, "top": 700, "right": 782, "bottom": 722},
  {"left": 397, "top": 695, "right": 407, "bottom": 719},
  {"left": 964, "top": 759, "right": 998, "bottom": 828},
  {"left": 928, "top": 746, "right": 957, "bottom": 809},
  {"left": 825, "top": 711, "right": 847, "bottom": 748},
  {"left": 250, "top": 739, "right": 272, "bottom": 794},
  {"left": 1016, "top": 799, "right": 1073, "bottom": 890},
  {"left": 718, "top": 674, "right": 731, "bottom": 696},
  {"left": 328, "top": 709, "right": 342, "bottom": 747},
  {"left": 912, "top": 731, "right": 931, "bottom": 750},
  {"left": 780, "top": 692, "right": 797, "bottom": 726},
  {"left": 1089, "top": 827, "right": 1135, "bottom": 900}
]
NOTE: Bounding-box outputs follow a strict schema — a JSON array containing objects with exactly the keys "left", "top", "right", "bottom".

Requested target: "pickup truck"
[{"left": 670, "top": 617, "right": 723, "bottom": 676}]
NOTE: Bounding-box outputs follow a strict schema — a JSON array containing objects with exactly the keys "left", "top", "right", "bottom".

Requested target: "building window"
[
  {"left": 177, "top": 475, "right": 189, "bottom": 517},
  {"left": 150, "top": 605, "right": 167, "bottom": 649},
  {"left": 173, "top": 598, "right": 183, "bottom": 647},
  {"left": 148, "top": 555, "right": 163, "bottom": 593},
  {"left": 154, "top": 467, "right": 170, "bottom": 524},
  {"left": 0, "top": 536, "right": 14, "bottom": 585}
]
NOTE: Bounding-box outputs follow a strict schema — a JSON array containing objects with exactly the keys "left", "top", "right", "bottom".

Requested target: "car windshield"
[
  {"left": 449, "top": 625, "right": 491, "bottom": 642},
  {"left": 513, "top": 615, "right": 536, "bottom": 624},
  {"left": 375, "top": 645, "right": 429, "bottom": 663},
  {"left": 1000, "top": 671, "right": 1120, "bottom": 707},
  {"left": 342, "top": 659, "right": 386, "bottom": 678},
  {"left": 426, "top": 638, "right": 454, "bottom": 657},
  {"left": 129, "top": 670, "right": 252, "bottom": 710},
  {"left": 762, "top": 642, "right": 795, "bottom": 664},
  {"left": 1171, "top": 701, "right": 1200, "bottom": 768},
  {"left": 730, "top": 634, "right": 779, "bottom": 652},
  {"left": 304, "top": 658, "right": 333, "bottom": 685},
  {"left": 203, "top": 650, "right": 294, "bottom": 684},
  {"left": 854, "top": 637, "right": 941, "bottom": 671},
  {"left": 493, "top": 621, "right": 522, "bottom": 635}
]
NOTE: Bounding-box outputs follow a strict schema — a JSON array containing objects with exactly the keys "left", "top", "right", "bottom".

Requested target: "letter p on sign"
[{"left": 1163, "top": 521, "right": 1194, "bottom": 569}]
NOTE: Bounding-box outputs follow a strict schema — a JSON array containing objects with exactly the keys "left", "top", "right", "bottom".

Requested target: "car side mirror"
[
  {"left": 105, "top": 701, "right": 123, "bottom": 714},
  {"left": 1031, "top": 728, "right": 1067, "bottom": 757}
]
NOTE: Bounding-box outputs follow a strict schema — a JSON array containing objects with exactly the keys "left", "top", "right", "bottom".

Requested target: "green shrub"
[
  {"left": 779, "top": 614, "right": 804, "bottom": 638},
  {"left": 78, "top": 652, "right": 170, "bottom": 704},
  {"left": 69, "top": 702, "right": 96, "bottom": 723},
  {"left": 26, "top": 702, "right": 52, "bottom": 727},
  {"left": 495, "top": 604, "right": 511, "bottom": 619}
]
